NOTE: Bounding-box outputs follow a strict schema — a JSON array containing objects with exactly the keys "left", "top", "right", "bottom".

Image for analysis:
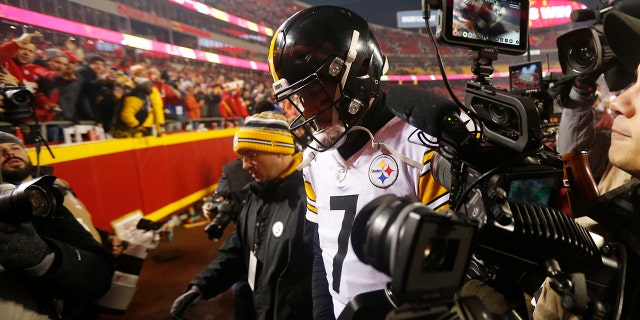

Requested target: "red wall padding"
[{"left": 48, "top": 136, "right": 236, "bottom": 231}]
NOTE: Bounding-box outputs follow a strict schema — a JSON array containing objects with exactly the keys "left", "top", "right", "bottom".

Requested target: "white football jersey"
[{"left": 303, "top": 117, "right": 449, "bottom": 317}]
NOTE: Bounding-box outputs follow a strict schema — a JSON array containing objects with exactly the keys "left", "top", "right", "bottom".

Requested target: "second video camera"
[
  {"left": 203, "top": 198, "right": 242, "bottom": 241},
  {"left": 556, "top": 0, "right": 640, "bottom": 90}
]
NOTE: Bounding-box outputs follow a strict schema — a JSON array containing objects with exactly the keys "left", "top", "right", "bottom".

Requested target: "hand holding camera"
[{"left": 202, "top": 197, "right": 242, "bottom": 241}]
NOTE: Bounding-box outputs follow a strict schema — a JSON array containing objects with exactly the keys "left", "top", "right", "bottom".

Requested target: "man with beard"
[{"left": 0, "top": 126, "right": 114, "bottom": 320}]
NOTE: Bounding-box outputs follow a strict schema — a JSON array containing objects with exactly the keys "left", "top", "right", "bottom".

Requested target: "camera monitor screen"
[
  {"left": 502, "top": 165, "right": 563, "bottom": 206},
  {"left": 438, "top": 0, "right": 529, "bottom": 55},
  {"left": 508, "top": 177, "right": 556, "bottom": 205},
  {"left": 509, "top": 60, "right": 543, "bottom": 94}
]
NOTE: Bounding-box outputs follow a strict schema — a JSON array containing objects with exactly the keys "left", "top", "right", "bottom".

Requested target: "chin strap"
[
  {"left": 351, "top": 126, "right": 423, "bottom": 169},
  {"left": 297, "top": 146, "right": 317, "bottom": 171}
]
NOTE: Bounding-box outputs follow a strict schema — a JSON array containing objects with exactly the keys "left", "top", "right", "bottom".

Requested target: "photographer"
[
  {"left": 202, "top": 156, "right": 254, "bottom": 320},
  {"left": 0, "top": 127, "right": 114, "bottom": 319},
  {"left": 170, "top": 111, "right": 313, "bottom": 320},
  {"left": 201, "top": 157, "right": 254, "bottom": 320},
  {"left": 202, "top": 156, "right": 253, "bottom": 231},
  {"left": 534, "top": 9, "right": 640, "bottom": 320},
  {"left": 555, "top": 71, "right": 632, "bottom": 193}
]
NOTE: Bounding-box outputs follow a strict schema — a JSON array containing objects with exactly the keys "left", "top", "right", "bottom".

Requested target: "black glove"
[
  {"left": 0, "top": 221, "right": 52, "bottom": 270},
  {"left": 170, "top": 285, "right": 202, "bottom": 320}
]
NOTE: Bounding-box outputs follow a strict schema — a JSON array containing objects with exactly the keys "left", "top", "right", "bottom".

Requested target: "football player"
[{"left": 268, "top": 5, "right": 450, "bottom": 319}]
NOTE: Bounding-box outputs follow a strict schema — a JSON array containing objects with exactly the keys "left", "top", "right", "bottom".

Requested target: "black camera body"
[
  {"left": 0, "top": 175, "right": 64, "bottom": 224},
  {"left": 203, "top": 198, "right": 242, "bottom": 241},
  {"left": 557, "top": 26, "right": 613, "bottom": 77},
  {"left": 464, "top": 79, "right": 543, "bottom": 154},
  {"left": 556, "top": 0, "right": 640, "bottom": 91},
  {"left": 0, "top": 84, "right": 35, "bottom": 123}
]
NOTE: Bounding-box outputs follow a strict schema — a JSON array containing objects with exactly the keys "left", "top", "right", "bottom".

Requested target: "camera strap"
[{"left": 351, "top": 125, "right": 422, "bottom": 169}]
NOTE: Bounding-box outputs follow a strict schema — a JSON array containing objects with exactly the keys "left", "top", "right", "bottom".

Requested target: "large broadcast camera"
[
  {"left": 556, "top": 0, "right": 640, "bottom": 92},
  {"left": 343, "top": 1, "right": 626, "bottom": 319},
  {"left": 0, "top": 175, "right": 64, "bottom": 223}
]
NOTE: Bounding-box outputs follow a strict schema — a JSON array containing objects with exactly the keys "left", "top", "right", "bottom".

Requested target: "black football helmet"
[{"left": 268, "top": 5, "right": 388, "bottom": 151}]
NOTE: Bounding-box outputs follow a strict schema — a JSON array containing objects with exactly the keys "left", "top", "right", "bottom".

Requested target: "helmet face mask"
[
  {"left": 269, "top": 5, "right": 388, "bottom": 152},
  {"left": 274, "top": 58, "right": 350, "bottom": 152}
]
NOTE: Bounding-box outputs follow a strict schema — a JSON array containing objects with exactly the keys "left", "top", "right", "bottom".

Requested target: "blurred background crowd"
[{"left": 0, "top": 0, "right": 606, "bottom": 147}]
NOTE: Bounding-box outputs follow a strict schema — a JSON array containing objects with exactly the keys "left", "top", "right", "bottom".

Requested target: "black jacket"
[
  {"left": 587, "top": 179, "right": 640, "bottom": 319},
  {"left": 0, "top": 205, "right": 115, "bottom": 319},
  {"left": 191, "top": 167, "right": 314, "bottom": 320}
]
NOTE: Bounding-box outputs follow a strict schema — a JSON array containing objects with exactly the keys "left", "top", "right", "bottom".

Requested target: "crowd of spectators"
[
  {"left": 0, "top": 29, "right": 284, "bottom": 143},
  {"left": 6, "top": 0, "right": 569, "bottom": 73},
  {"left": 0, "top": 0, "right": 576, "bottom": 147}
]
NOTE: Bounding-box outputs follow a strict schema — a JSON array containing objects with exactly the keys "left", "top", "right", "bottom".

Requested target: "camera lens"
[
  {"left": 205, "top": 211, "right": 233, "bottom": 240},
  {"left": 5, "top": 88, "right": 34, "bottom": 108},
  {"left": 557, "top": 27, "right": 611, "bottom": 76},
  {"left": 0, "top": 176, "right": 61, "bottom": 223},
  {"left": 26, "top": 185, "right": 54, "bottom": 218},
  {"left": 351, "top": 195, "right": 426, "bottom": 276},
  {"left": 487, "top": 103, "right": 518, "bottom": 129},
  {"left": 568, "top": 40, "right": 596, "bottom": 71}
]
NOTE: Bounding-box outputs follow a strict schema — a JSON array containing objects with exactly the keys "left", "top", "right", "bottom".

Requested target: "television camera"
[
  {"left": 556, "top": 0, "right": 640, "bottom": 92},
  {"left": 0, "top": 175, "right": 64, "bottom": 224},
  {"left": 341, "top": 1, "right": 626, "bottom": 319}
]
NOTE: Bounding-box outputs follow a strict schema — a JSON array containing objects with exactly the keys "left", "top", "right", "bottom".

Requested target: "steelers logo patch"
[
  {"left": 368, "top": 154, "right": 398, "bottom": 188},
  {"left": 272, "top": 221, "right": 284, "bottom": 237},
  {"left": 335, "top": 167, "right": 347, "bottom": 183}
]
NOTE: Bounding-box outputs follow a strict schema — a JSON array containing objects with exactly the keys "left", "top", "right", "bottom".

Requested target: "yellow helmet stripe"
[{"left": 268, "top": 29, "right": 280, "bottom": 82}]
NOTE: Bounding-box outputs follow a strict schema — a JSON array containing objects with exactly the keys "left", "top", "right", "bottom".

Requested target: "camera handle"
[
  {"left": 545, "top": 259, "right": 607, "bottom": 320},
  {"left": 469, "top": 48, "right": 499, "bottom": 85}
]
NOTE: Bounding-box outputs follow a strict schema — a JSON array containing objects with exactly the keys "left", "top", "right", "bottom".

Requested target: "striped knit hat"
[
  {"left": 233, "top": 111, "right": 295, "bottom": 155},
  {"left": 0, "top": 131, "right": 23, "bottom": 146}
]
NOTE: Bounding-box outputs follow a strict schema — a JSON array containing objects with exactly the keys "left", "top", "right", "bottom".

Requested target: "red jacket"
[
  {"left": 22, "top": 63, "right": 65, "bottom": 122},
  {"left": 0, "top": 41, "right": 26, "bottom": 83}
]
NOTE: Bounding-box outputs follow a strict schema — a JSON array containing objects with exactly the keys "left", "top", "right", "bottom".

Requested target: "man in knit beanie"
[
  {"left": 171, "top": 111, "right": 313, "bottom": 320},
  {"left": 0, "top": 130, "right": 114, "bottom": 319}
]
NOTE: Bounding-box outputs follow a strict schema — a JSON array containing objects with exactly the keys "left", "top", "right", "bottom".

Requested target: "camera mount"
[
  {"left": 545, "top": 259, "right": 608, "bottom": 320},
  {"left": 469, "top": 47, "right": 498, "bottom": 85}
]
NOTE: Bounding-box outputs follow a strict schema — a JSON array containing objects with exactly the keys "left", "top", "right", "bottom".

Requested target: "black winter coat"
[
  {"left": 191, "top": 169, "right": 314, "bottom": 320},
  {"left": 0, "top": 205, "right": 115, "bottom": 319}
]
